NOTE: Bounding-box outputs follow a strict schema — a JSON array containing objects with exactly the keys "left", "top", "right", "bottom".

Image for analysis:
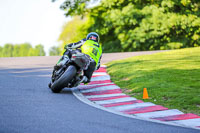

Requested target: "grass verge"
[{"left": 106, "top": 47, "right": 200, "bottom": 115}]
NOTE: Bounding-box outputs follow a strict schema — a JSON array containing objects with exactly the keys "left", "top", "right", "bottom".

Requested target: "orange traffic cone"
[{"left": 143, "top": 88, "right": 149, "bottom": 99}]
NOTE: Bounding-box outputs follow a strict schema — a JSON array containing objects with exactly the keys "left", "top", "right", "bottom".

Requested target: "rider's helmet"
[{"left": 86, "top": 32, "right": 100, "bottom": 43}]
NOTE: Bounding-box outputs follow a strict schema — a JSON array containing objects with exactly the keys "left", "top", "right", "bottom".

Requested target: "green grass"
[{"left": 106, "top": 47, "right": 200, "bottom": 115}]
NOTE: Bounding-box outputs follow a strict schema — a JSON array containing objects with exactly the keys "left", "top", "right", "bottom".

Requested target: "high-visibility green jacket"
[{"left": 81, "top": 40, "right": 102, "bottom": 66}]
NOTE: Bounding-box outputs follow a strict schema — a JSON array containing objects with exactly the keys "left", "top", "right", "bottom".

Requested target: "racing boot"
[
  {"left": 74, "top": 76, "right": 89, "bottom": 86},
  {"left": 80, "top": 76, "right": 89, "bottom": 85},
  {"left": 81, "top": 76, "right": 89, "bottom": 84}
]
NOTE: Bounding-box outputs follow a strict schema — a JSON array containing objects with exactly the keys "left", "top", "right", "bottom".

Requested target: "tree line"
[
  {"left": 54, "top": 0, "right": 200, "bottom": 53},
  {"left": 0, "top": 43, "right": 45, "bottom": 57},
  {"left": 2, "top": 0, "right": 199, "bottom": 57}
]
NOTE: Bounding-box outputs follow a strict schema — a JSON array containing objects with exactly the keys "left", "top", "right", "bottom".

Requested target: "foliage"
[
  {"left": 106, "top": 47, "right": 200, "bottom": 115},
  {"left": 49, "top": 46, "right": 61, "bottom": 56},
  {"left": 0, "top": 43, "right": 46, "bottom": 57},
  {"left": 53, "top": 0, "right": 99, "bottom": 17},
  {"left": 31, "top": 44, "right": 46, "bottom": 56},
  {"left": 56, "top": 0, "right": 200, "bottom": 52},
  {"left": 1, "top": 44, "right": 14, "bottom": 57},
  {"left": 58, "top": 17, "right": 87, "bottom": 44},
  {"left": 58, "top": 16, "right": 91, "bottom": 53},
  {"left": 0, "top": 46, "right": 2, "bottom": 57}
]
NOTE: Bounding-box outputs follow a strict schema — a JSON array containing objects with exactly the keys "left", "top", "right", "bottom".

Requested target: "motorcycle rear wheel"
[{"left": 51, "top": 65, "right": 77, "bottom": 93}]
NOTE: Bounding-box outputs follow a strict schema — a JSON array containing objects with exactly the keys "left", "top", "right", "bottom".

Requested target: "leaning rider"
[{"left": 55, "top": 32, "right": 102, "bottom": 84}]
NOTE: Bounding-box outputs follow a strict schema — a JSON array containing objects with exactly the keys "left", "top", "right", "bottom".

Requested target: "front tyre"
[{"left": 51, "top": 65, "right": 77, "bottom": 93}]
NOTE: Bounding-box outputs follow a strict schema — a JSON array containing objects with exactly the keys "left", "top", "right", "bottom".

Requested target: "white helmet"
[{"left": 86, "top": 32, "right": 100, "bottom": 43}]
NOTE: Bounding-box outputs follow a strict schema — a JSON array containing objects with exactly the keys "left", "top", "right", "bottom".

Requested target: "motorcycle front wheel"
[{"left": 51, "top": 65, "right": 77, "bottom": 93}]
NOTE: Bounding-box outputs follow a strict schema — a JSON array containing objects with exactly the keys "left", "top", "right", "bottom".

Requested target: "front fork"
[{"left": 56, "top": 55, "right": 69, "bottom": 65}]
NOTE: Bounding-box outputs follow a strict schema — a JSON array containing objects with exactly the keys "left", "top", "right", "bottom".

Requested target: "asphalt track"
[{"left": 0, "top": 51, "right": 199, "bottom": 133}]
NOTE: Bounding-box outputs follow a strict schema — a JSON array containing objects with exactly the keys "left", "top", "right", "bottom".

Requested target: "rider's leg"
[{"left": 83, "top": 60, "right": 96, "bottom": 83}]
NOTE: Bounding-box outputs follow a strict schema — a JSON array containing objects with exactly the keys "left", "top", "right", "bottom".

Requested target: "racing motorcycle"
[{"left": 49, "top": 49, "right": 90, "bottom": 93}]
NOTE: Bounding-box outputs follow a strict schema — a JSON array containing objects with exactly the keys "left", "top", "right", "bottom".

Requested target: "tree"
[
  {"left": 52, "top": 0, "right": 99, "bottom": 17},
  {"left": 2, "top": 44, "right": 14, "bottom": 57},
  {"left": 58, "top": 16, "right": 90, "bottom": 53},
  {"left": 55, "top": 0, "right": 200, "bottom": 52},
  {"left": 0, "top": 43, "right": 46, "bottom": 57},
  {"left": 28, "top": 44, "right": 46, "bottom": 56},
  {"left": 0, "top": 46, "right": 3, "bottom": 57},
  {"left": 49, "top": 46, "right": 61, "bottom": 56},
  {"left": 13, "top": 44, "right": 21, "bottom": 57},
  {"left": 34, "top": 44, "right": 46, "bottom": 56},
  {"left": 19, "top": 43, "right": 32, "bottom": 56}
]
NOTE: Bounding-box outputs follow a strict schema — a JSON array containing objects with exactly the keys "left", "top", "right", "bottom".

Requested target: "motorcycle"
[{"left": 49, "top": 49, "right": 90, "bottom": 93}]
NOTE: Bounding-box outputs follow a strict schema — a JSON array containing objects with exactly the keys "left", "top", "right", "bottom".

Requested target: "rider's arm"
[{"left": 65, "top": 39, "right": 86, "bottom": 49}]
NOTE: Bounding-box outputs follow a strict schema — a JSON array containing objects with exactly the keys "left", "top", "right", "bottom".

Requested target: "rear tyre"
[
  {"left": 51, "top": 65, "right": 77, "bottom": 93},
  {"left": 48, "top": 82, "right": 52, "bottom": 88}
]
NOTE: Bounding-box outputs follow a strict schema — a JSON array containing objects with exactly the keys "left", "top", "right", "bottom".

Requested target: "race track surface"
[{"left": 0, "top": 51, "right": 199, "bottom": 133}]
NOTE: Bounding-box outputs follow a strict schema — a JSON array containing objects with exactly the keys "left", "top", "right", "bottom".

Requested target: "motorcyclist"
[{"left": 54, "top": 32, "right": 102, "bottom": 85}]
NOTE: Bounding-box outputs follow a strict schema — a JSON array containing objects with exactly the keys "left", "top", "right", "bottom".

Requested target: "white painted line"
[
  {"left": 109, "top": 102, "right": 155, "bottom": 111},
  {"left": 93, "top": 72, "right": 107, "bottom": 76},
  {"left": 172, "top": 118, "right": 200, "bottom": 127},
  {"left": 79, "top": 83, "right": 114, "bottom": 88},
  {"left": 80, "top": 85, "right": 119, "bottom": 93},
  {"left": 94, "top": 97, "right": 137, "bottom": 105},
  {"left": 88, "top": 83, "right": 115, "bottom": 86},
  {"left": 135, "top": 109, "right": 184, "bottom": 119},
  {"left": 91, "top": 75, "right": 110, "bottom": 81},
  {"left": 85, "top": 93, "right": 126, "bottom": 98},
  {"left": 100, "top": 65, "right": 106, "bottom": 68}
]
